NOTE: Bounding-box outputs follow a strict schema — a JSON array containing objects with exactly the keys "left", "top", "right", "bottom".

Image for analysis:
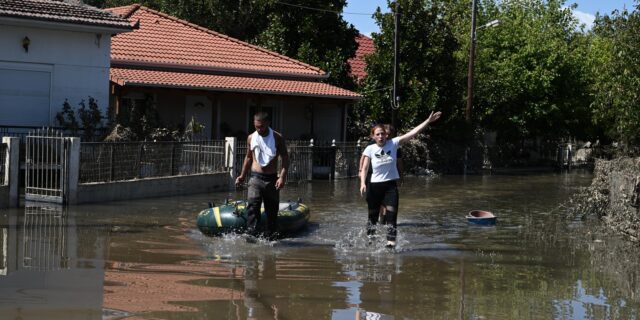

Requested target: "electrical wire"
[
  {"left": 358, "top": 86, "right": 393, "bottom": 94},
  {"left": 274, "top": 1, "right": 375, "bottom": 16}
]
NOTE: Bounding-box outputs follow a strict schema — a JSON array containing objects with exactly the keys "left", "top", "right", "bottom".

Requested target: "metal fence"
[
  {"left": 79, "top": 140, "right": 226, "bottom": 183},
  {"left": 0, "top": 125, "right": 105, "bottom": 143},
  {"left": 234, "top": 140, "right": 314, "bottom": 183},
  {"left": 333, "top": 140, "right": 368, "bottom": 179},
  {"left": 233, "top": 139, "right": 360, "bottom": 182},
  {"left": 0, "top": 142, "right": 6, "bottom": 185},
  {"left": 234, "top": 140, "right": 248, "bottom": 179},
  {"left": 286, "top": 140, "right": 313, "bottom": 182}
]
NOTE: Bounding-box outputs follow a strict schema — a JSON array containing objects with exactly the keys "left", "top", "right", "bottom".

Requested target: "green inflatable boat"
[{"left": 196, "top": 199, "right": 310, "bottom": 236}]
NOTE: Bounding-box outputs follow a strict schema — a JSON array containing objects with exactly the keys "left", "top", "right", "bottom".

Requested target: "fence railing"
[
  {"left": 0, "top": 125, "right": 105, "bottom": 143},
  {"left": 334, "top": 140, "right": 368, "bottom": 179},
  {"left": 286, "top": 140, "right": 313, "bottom": 182},
  {"left": 79, "top": 140, "right": 226, "bottom": 183},
  {"left": 234, "top": 140, "right": 248, "bottom": 179},
  {"left": 0, "top": 142, "right": 6, "bottom": 185},
  {"left": 234, "top": 140, "right": 314, "bottom": 182},
  {"left": 233, "top": 139, "right": 362, "bottom": 182}
]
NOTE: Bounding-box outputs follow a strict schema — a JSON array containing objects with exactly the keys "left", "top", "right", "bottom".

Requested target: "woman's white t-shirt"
[{"left": 362, "top": 137, "right": 400, "bottom": 183}]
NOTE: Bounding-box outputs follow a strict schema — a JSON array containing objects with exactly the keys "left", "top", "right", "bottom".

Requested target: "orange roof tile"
[
  {"left": 111, "top": 68, "right": 361, "bottom": 99},
  {"left": 107, "top": 5, "right": 325, "bottom": 78},
  {"left": 348, "top": 34, "right": 375, "bottom": 81}
]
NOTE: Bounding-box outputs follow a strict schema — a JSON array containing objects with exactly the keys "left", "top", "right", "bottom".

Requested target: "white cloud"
[{"left": 573, "top": 9, "right": 596, "bottom": 30}]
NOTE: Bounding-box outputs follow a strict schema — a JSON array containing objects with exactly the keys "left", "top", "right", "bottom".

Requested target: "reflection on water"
[
  {"left": 22, "top": 205, "right": 69, "bottom": 270},
  {"left": 0, "top": 202, "right": 107, "bottom": 319},
  {"left": 1, "top": 171, "right": 639, "bottom": 319}
]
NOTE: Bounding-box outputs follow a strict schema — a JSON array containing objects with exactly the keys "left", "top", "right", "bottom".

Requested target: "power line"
[
  {"left": 274, "top": 1, "right": 374, "bottom": 16},
  {"left": 360, "top": 86, "right": 393, "bottom": 94}
]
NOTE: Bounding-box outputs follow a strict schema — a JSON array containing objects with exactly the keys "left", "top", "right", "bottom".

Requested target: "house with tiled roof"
[
  {"left": 348, "top": 34, "right": 375, "bottom": 82},
  {"left": 0, "top": 0, "right": 133, "bottom": 129},
  {"left": 106, "top": 4, "right": 360, "bottom": 141}
]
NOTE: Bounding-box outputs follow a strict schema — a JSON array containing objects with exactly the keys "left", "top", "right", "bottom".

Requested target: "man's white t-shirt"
[{"left": 362, "top": 137, "right": 400, "bottom": 183}]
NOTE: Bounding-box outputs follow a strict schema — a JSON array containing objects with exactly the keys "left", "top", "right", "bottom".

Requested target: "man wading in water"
[{"left": 235, "top": 112, "right": 289, "bottom": 240}]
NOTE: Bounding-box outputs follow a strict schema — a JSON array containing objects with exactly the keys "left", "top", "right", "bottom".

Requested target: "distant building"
[
  {"left": 106, "top": 5, "right": 361, "bottom": 141},
  {"left": 348, "top": 34, "right": 375, "bottom": 82}
]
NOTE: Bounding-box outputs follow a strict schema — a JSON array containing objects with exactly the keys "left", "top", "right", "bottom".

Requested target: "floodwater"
[{"left": 1, "top": 171, "right": 639, "bottom": 320}]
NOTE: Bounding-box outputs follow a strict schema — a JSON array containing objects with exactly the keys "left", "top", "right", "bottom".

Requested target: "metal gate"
[{"left": 25, "top": 129, "right": 70, "bottom": 204}]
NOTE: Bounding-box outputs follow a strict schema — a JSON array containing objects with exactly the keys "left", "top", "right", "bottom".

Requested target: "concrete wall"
[
  {"left": 77, "top": 172, "right": 231, "bottom": 204},
  {"left": 0, "top": 24, "right": 112, "bottom": 126}
]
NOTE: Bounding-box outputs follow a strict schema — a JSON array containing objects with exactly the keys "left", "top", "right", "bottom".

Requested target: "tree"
[
  {"left": 589, "top": 3, "right": 640, "bottom": 146},
  {"left": 87, "top": 0, "right": 269, "bottom": 40},
  {"left": 472, "top": 0, "right": 592, "bottom": 144},
  {"left": 56, "top": 99, "right": 80, "bottom": 134},
  {"left": 356, "top": 0, "right": 462, "bottom": 134},
  {"left": 77, "top": 97, "right": 103, "bottom": 140},
  {"left": 252, "top": 0, "right": 359, "bottom": 90},
  {"left": 350, "top": 0, "right": 465, "bottom": 172}
]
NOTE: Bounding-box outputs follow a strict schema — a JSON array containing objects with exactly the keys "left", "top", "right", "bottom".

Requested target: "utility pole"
[
  {"left": 466, "top": 0, "right": 478, "bottom": 123},
  {"left": 392, "top": 1, "right": 400, "bottom": 129}
]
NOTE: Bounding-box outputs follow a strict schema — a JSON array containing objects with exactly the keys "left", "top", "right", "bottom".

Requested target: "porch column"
[
  {"left": 67, "top": 137, "right": 80, "bottom": 205},
  {"left": 225, "top": 137, "right": 237, "bottom": 181},
  {"left": 3, "top": 137, "right": 19, "bottom": 207}
]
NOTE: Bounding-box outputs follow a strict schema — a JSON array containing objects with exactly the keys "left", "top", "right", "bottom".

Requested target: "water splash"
[{"left": 333, "top": 226, "right": 408, "bottom": 255}]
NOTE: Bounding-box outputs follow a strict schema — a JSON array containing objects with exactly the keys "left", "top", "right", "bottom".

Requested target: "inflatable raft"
[{"left": 196, "top": 199, "right": 310, "bottom": 236}]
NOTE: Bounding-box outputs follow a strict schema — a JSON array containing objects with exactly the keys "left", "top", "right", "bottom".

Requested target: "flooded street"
[{"left": 2, "top": 171, "right": 639, "bottom": 319}]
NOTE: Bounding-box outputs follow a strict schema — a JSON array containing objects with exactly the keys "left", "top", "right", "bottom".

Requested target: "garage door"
[{"left": 0, "top": 66, "right": 51, "bottom": 126}]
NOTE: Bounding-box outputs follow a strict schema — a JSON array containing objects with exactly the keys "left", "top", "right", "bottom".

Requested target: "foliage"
[
  {"left": 148, "top": 127, "right": 183, "bottom": 141},
  {"left": 77, "top": 97, "right": 103, "bottom": 140},
  {"left": 104, "top": 124, "right": 136, "bottom": 142},
  {"left": 471, "top": 0, "right": 593, "bottom": 144},
  {"left": 589, "top": 3, "right": 640, "bottom": 146},
  {"left": 55, "top": 99, "right": 79, "bottom": 134},
  {"left": 89, "top": 0, "right": 271, "bottom": 41},
  {"left": 56, "top": 97, "right": 104, "bottom": 139},
  {"left": 115, "top": 94, "right": 160, "bottom": 140},
  {"left": 354, "top": 0, "right": 462, "bottom": 134},
  {"left": 252, "top": 0, "right": 359, "bottom": 90},
  {"left": 184, "top": 116, "right": 206, "bottom": 141}
]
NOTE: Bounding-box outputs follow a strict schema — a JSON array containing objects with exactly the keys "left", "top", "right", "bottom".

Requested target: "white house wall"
[{"left": 0, "top": 24, "right": 112, "bottom": 127}]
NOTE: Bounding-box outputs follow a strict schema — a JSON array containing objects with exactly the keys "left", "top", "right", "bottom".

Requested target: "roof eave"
[
  {"left": 0, "top": 16, "right": 133, "bottom": 34},
  {"left": 111, "top": 80, "right": 362, "bottom": 101},
  {"left": 111, "top": 59, "right": 329, "bottom": 80}
]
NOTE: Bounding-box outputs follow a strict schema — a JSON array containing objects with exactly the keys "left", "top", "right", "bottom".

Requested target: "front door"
[{"left": 185, "top": 96, "right": 213, "bottom": 139}]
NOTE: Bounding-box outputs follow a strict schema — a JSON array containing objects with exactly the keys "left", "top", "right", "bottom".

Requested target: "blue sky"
[{"left": 344, "top": 0, "right": 636, "bottom": 35}]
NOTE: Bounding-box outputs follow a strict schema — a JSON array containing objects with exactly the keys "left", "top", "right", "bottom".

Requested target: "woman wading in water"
[{"left": 360, "top": 111, "right": 442, "bottom": 248}]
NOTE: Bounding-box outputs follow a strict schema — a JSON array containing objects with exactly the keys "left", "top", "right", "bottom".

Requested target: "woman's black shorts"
[{"left": 366, "top": 180, "right": 398, "bottom": 210}]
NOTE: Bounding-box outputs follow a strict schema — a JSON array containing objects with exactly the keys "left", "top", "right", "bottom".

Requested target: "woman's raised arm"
[{"left": 397, "top": 111, "right": 442, "bottom": 145}]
